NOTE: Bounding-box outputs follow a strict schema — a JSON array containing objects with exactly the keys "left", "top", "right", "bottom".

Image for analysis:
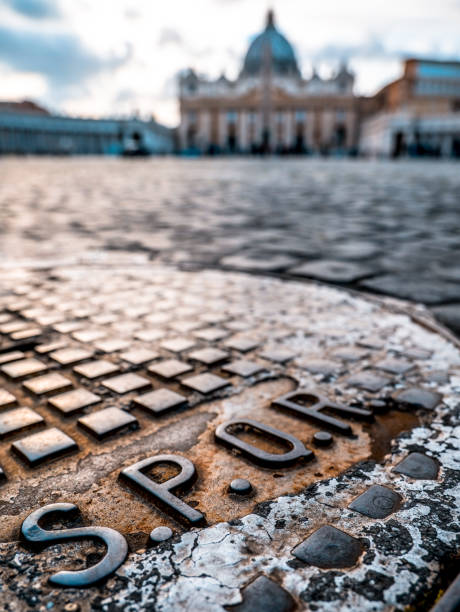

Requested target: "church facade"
[{"left": 178, "top": 11, "right": 362, "bottom": 155}]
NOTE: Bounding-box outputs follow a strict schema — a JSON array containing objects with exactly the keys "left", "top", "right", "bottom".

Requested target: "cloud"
[
  {"left": 157, "top": 28, "right": 184, "bottom": 47},
  {"left": 2, "top": 0, "right": 59, "bottom": 19},
  {"left": 0, "top": 25, "right": 131, "bottom": 88}
]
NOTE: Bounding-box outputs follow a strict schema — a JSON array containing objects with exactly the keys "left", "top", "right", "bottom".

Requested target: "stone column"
[{"left": 218, "top": 111, "right": 228, "bottom": 151}]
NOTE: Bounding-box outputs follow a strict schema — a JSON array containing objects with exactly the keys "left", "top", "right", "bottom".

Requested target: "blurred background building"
[
  {"left": 360, "top": 59, "right": 460, "bottom": 158},
  {"left": 179, "top": 10, "right": 460, "bottom": 158},
  {"left": 0, "top": 101, "right": 174, "bottom": 156}
]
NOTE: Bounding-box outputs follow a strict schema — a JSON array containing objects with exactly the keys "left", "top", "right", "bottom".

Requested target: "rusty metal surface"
[{"left": 0, "top": 263, "right": 458, "bottom": 611}]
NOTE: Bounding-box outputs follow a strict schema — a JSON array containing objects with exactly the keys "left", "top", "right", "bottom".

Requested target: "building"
[
  {"left": 179, "top": 11, "right": 460, "bottom": 159},
  {"left": 179, "top": 10, "right": 360, "bottom": 155},
  {"left": 0, "top": 101, "right": 174, "bottom": 156},
  {"left": 360, "top": 59, "right": 460, "bottom": 158}
]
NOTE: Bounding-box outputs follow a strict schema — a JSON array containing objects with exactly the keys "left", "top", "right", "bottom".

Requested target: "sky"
[{"left": 0, "top": 0, "right": 459, "bottom": 127}]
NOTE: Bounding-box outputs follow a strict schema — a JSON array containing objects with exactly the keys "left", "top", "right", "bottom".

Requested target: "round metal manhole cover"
[{"left": 0, "top": 264, "right": 458, "bottom": 611}]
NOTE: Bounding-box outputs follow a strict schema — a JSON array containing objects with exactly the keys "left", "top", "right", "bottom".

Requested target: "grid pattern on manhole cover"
[{"left": 0, "top": 266, "right": 449, "bottom": 549}]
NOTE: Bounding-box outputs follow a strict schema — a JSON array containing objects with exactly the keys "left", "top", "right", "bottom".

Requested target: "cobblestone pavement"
[{"left": 0, "top": 157, "right": 459, "bottom": 335}]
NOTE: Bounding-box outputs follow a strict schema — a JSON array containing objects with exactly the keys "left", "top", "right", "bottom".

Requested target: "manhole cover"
[{"left": 0, "top": 264, "right": 458, "bottom": 611}]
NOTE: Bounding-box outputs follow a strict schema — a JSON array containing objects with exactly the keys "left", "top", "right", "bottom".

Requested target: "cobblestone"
[{"left": 0, "top": 158, "right": 459, "bottom": 337}]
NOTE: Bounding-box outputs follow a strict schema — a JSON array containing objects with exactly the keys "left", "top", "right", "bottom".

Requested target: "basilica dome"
[{"left": 241, "top": 10, "right": 300, "bottom": 77}]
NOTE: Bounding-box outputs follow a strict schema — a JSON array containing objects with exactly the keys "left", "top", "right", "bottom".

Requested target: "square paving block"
[
  {"left": 133, "top": 388, "right": 188, "bottom": 415},
  {"left": 346, "top": 371, "right": 391, "bottom": 392},
  {"left": 102, "top": 373, "right": 151, "bottom": 394},
  {"left": 78, "top": 407, "right": 138, "bottom": 439},
  {"left": 12, "top": 427, "right": 78, "bottom": 466},
  {"left": 392, "top": 387, "right": 442, "bottom": 411},
  {"left": 94, "top": 338, "right": 130, "bottom": 353},
  {"left": 50, "top": 347, "right": 93, "bottom": 366},
  {"left": 0, "top": 351, "right": 25, "bottom": 365},
  {"left": 375, "top": 358, "right": 414, "bottom": 375},
  {"left": 23, "top": 372, "right": 73, "bottom": 396},
  {"left": 222, "top": 360, "right": 264, "bottom": 378},
  {"left": 74, "top": 360, "right": 120, "bottom": 379},
  {"left": 49, "top": 388, "right": 101, "bottom": 415},
  {"left": 135, "top": 329, "right": 165, "bottom": 342},
  {"left": 54, "top": 321, "right": 83, "bottom": 334},
  {"left": 292, "top": 525, "right": 362, "bottom": 568},
  {"left": 0, "top": 389, "right": 16, "bottom": 408},
  {"left": 259, "top": 349, "right": 295, "bottom": 364},
  {"left": 120, "top": 348, "right": 159, "bottom": 365},
  {"left": 348, "top": 484, "right": 402, "bottom": 519},
  {"left": 148, "top": 359, "right": 193, "bottom": 379},
  {"left": 161, "top": 338, "right": 196, "bottom": 353},
  {"left": 35, "top": 341, "right": 67, "bottom": 354},
  {"left": 224, "top": 336, "right": 260, "bottom": 353},
  {"left": 393, "top": 452, "right": 439, "bottom": 480},
  {"left": 189, "top": 348, "right": 229, "bottom": 365},
  {"left": 194, "top": 327, "right": 229, "bottom": 342},
  {"left": 182, "top": 372, "right": 229, "bottom": 394},
  {"left": 1, "top": 358, "right": 48, "bottom": 380},
  {"left": 0, "top": 407, "right": 44, "bottom": 439},
  {"left": 229, "top": 576, "right": 295, "bottom": 612},
  {"left": 11, "top": 328, "right": 42, "bottom": 341},
  {"left": 72, "top": 329, "right": 107, "bottom": 343}
]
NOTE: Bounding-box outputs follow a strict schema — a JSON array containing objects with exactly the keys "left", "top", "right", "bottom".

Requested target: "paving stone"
[
  {"left": 23, "top": 372, "right": 72, "bottom": 396},
  {"left": 259, "top": 348, "right": 295, "bottom": 364},
  {"left": 360, "top": 276, "right": 460, "bottom": 305},
  {"left": 54, "top": 321, "right": 84, "bottom": 334},
  {"left": 194, "top": 327, "right": 229, "bottom": 342},
  {"left": 135, "top": 329, "right": 165, "bottom": 342},
  {"left": 49, "top": 388, "right": 101, "bottom": 415},
  {"left": 329, "top": 241, "right": 381, "bottom": 260},
  {"left": 290, "top": 260, "right": 375, "bottom": 283},
  {"left": 161, "top": 338, "right": 196, "bottom": 353},
  {"left": 432, "top": 304, "right": 460, "bottom": 336},
  {"left": 12, "top": 427, "right": 78, "bottom": 466},
  {"left": 347, "top": 371, "right": 391, "bottom": 392},
  {"left": 348, "top": 484, "right": 402, "bottom": 518},
  {"left": 94, "top": 338, "right": 130, "bottom": 353},
  {"left": 35, "top": 340, "right": 67, "bottom": 354},
  {"left": 120, "top": 348, "right": 159, "bottom": 365},
  {"left": 332, "top": 347, "right": 369, "bottom": 362},
  {"left": 0, "top": 407, "right": 44, "bottom": 439},
  {"left": 0, "top": 351, "right": 25, "bottom": 364},
  {"left": 133, "top": 388, "right": 188, "bottom": 415},
  {"left": 393, "top": 452, "right": 439, "bottom": 479},
  {"left": 50, "top": 347, "right": 93, "bottom": 365},
  {"left": 298, "top": 359, "right": 342, "bottom": 376},
  {"left": 189, "top": 348, "right": 230, "bottom": 365},
  {"left": 292, "top": 525, "right": 362, "bottom": 568},
  {"left": 392, "top": 387, "right": 442, "bottom": 411},
  {"left": 10, "top": 327, "right": 42, "bottom": 340},
  {"left": 224, "top": 336, "right": 260, "bottom": 353},
  {"left": 74, "top": 359, "right": 120, "bottom": 379},
  {"left": 0, "top": 389, "right": 16, "bottom": 408},
  {"left": 78, "top": 407, "right": 138, "bottom": 439},
  {"left": 182, "top": 372, "right": 230, "bottom": 394},
  {"left": 1, "top": 358, "right": 47, "bottom": 379},
  {"left": 226, "top": 575, "right": 296, "bottom": 612},
  {"left": 148, "top": 359, "right": 193, "bottom": 379},
  {"left": 102, "top": 373, "right": 151, "bottom": 394},
  {"left": 221, "top": 251, "right": 298, "bottom": 272},
  {"left": 222, "top": 360, "right": 265, "bottom": 377},
  {"left": 72, "top": 329, "right": 107, "bottom": 343},
  {"left": 375, "top": 358, "right": 414, "bottom": 375}
]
